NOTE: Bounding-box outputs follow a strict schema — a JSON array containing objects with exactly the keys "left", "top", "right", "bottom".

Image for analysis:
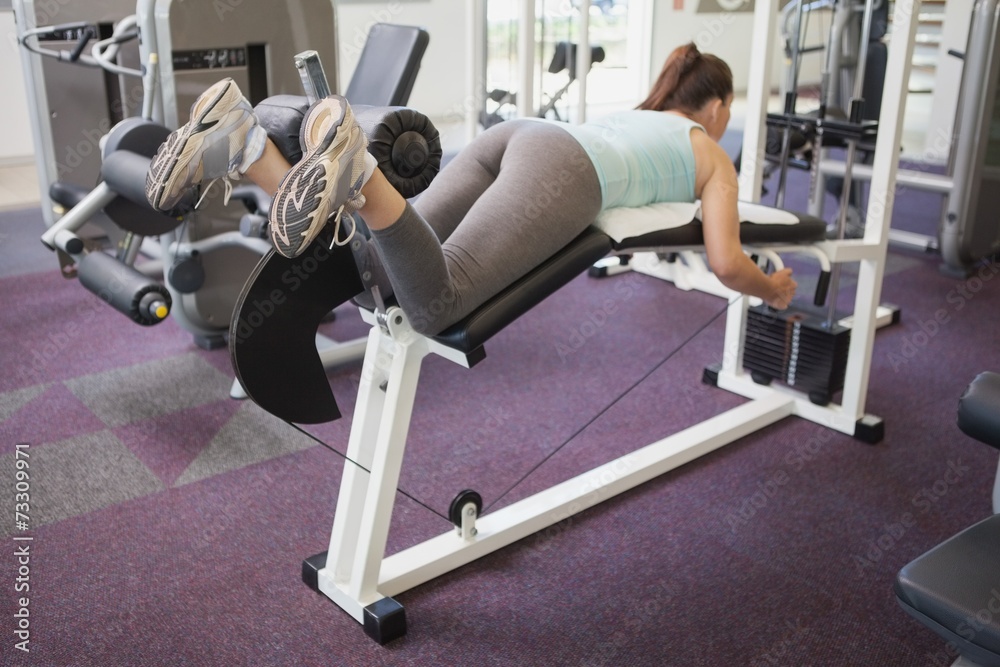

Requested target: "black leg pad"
[
  {"left": 229, "top": 226, "right": 365, "bottom": 424},
  {"left": 364, "top": 598, "right": 407, "bottom": 644}
]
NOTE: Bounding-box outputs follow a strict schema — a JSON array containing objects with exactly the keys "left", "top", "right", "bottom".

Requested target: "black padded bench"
[
  {"left": 895, "top": 372, "right": 1000, "bottom": 667},
  {"left": 232, "top": 194, "right": 828, "bottom": 425},
  {"left": 434, "top": 211, "right": 828, "bottom": 355}
]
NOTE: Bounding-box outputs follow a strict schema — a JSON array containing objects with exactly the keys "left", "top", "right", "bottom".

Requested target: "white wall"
[
  {"left": 0, "top": 9, "right": 38, "bottom": 163},
  {"left": 926, "top": 0, "right": 974, "bottom": 161},
  {"left": 334, "top": 0, "right": 803, "bottom": 148},
  {"left": 0, "top": 2, "right": 471, "bottom": 166},
  {"left": 2, "top": 1, "right": 809, "bottom": 163},
  {"left": 648, "top": 2, "right": 825, "bottom": 97},
  {"left": 336, "top": 1, "right": 470, "bottom": 135},
  {"left": 650, "top": 6, "right": 754, "bottom": 93}
]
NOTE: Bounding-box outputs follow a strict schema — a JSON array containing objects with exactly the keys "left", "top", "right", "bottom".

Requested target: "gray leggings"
[{"left": 369, "top": 119, "right": 603, "bottom": 335}]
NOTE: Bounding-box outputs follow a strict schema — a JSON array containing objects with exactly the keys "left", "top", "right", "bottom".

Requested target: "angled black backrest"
[{"left": 345, "top": 23, "right": 430, "bottom": 107}]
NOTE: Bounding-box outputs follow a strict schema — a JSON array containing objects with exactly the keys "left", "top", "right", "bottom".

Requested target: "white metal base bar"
[
  {"left": 376, "top": 391, "right": 794, "bottom": 597},
  {"left": 713, "top": 365, "right": 881, "bottom": 439},
  {"left": 306, "top": 305, "right": 799, "bottom": 643}
]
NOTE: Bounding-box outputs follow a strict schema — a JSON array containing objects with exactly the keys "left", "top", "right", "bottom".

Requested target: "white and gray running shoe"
[
  {"left": 268, "top": 95, "right": 369, "bottom": 258},
  {"left": 145, "top": 78, "right": 266, "bottom": 211}
]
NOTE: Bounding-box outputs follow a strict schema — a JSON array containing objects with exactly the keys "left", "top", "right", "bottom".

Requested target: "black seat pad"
[
  {"left": 612, "top": 212, "right": 827, "bottom": 250},
  {"left": 895, "top": 513, "right": 1000, "bottom": 665},
  {"left": 958, "top": 372, "right": 1000, "bottom": 450},
  {"left": 433, "top": 227, "right": 612, "bottom": 353},
  {"left": 436, "top": 210, "right": 828, "bottom": 355}
]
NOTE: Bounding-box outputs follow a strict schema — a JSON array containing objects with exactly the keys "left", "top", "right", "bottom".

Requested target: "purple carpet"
[{"left": 1, "top": 168, "right": 998, "bottom": 666}]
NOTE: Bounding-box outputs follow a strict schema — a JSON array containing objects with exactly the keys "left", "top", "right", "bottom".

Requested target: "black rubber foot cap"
[
  {"left": 302, "top": 551, "right": 328, "bottom": 592},
  {"left": 854, "top": 414, "right": 884, "bottom": 444},
  {"left": 364, "top": 598, "right": 407, "bottom": 644},
  {"left": 885, "top": 303, "right": 902, "bottom": 326},
  {"left": 192, "top": 333, "right": 226, "bottom": 351},
  {"left": 702, "top": 362, "right": 722, "bottom": 386}
]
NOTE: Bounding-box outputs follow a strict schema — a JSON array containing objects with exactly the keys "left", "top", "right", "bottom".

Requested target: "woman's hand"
[{"left": 765, "top": 267, "right": 797, "bottom": 310}]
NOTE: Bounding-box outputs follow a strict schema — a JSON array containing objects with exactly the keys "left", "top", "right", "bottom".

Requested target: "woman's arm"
[{"left": 696, "top": 137, "right": 797, "bottom": 309}]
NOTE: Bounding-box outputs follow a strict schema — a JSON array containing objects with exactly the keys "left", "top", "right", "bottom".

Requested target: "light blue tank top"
[{"left": 554, "top": 110, "right": 704, "bottom": 211}]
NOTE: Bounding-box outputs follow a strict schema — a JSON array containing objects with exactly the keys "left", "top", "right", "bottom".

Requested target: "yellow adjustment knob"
[{"left": 154, "top": 304, "right": 169, "bottom": 320}]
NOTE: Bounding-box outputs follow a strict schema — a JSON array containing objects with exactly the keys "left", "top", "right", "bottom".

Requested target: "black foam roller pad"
[
  {"left": 254, "top": 96, "right": 442, "bottom": 199},
  {"left": 76, "top": 251, "right": 172, "bottom": 326},
  {"left": 352, "top": 105, "right": 442, "bottom": 199},
  {"left": 101, "top": 150, "right": 157, "bottom": 208},
  {"left": 100, "top": 151, "right": 190, "bottom": 235}
]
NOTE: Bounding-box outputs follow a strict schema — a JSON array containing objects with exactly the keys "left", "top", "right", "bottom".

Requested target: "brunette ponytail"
[{"left": 637, "top": 42, "right": 733, "bottom": 113}]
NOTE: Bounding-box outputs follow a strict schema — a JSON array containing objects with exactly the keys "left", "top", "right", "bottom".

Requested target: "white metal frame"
[{"left": 313, "top": 0, "right": 921, "bottom": 641}]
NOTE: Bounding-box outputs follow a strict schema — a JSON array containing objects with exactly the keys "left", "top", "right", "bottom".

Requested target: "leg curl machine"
[
  {"left": 227, "top": 0, "right": 921, "bottom": 643},
  {"left": 18, "top": 0, "right": 426, "bottom": 371},
  {"left": 18, "top": 0, "right": 342, "bottom": 344}
]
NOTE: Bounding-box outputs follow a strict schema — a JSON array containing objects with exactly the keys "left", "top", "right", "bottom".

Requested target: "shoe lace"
[
  {"left": 193, "top": 176, "right": 236, "bottom": 210},
  {"left": 327, "top": 205, "right": 358, "bottom": 249}
]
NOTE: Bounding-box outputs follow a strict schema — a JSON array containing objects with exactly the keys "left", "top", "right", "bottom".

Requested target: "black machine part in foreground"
[
  {"left": 229, "top": 101, "right": 443, "bottom": 424},
  {"left": 895, "top": 372, "right": 1000, "bottom": 667}
]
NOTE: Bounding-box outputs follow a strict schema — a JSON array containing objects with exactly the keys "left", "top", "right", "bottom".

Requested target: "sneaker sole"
[
  {"left": 269, "top": 98, "right": 366, "bottom": 257},
  {"left": 145, "top": 80, "right": 247, "bottom": 211}
]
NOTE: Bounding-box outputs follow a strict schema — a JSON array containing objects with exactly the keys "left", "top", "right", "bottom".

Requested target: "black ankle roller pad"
[
  {"left": 352, "top": 105, "right": 441, "bottom": 199},
  {"left": 253, "top": 95, "right": 310, "bottom": 164},
  {"left": 253, "top": 95, "right": 442, "bottom": 199}
]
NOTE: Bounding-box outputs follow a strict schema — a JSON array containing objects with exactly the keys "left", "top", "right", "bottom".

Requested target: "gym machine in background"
[
  {"left": 15, "top": 0, "right": 341, "bottom": 346},
  {"left": 801, "top": 0, "right": 1000, "bottom": 276},
  {"left": 937, "top": 0, "right": 1000, "bottom": 275}
]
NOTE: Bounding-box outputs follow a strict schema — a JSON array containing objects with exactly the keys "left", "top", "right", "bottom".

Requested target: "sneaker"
[
  {"left": 145, "top": 78, "right": 266, "bottom": 211},
  {"left": 268, "top": 95, "right": 369, "bottom": 258}
]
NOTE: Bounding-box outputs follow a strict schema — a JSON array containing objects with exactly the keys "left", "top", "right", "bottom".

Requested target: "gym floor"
[{"left": 0, "top": 163, "right": 39, "bottom": 212}]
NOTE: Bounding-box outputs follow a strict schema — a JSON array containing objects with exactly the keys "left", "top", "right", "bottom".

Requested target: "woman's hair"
[{"left": 637, "top": 42, "right": 733, "bottom": 113}]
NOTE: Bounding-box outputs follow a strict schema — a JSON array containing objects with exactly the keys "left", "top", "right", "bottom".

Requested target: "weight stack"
[{"left": 743, "top": 305, "right": 851, "bottom": 405}]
